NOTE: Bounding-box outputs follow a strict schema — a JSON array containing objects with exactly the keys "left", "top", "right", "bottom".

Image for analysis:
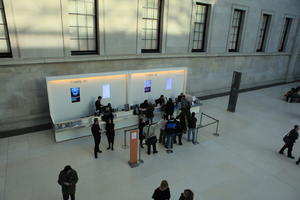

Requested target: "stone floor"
[{"left": 1, "top": 83, "right": 300, "bottom": 200}]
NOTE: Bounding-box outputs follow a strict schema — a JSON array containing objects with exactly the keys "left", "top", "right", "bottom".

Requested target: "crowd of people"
[
  {"left": 284, "top": 86, "right": 300, "bottom": 102},
  {"left": 138, "top": 93, "right": 198, "bottom": 154},
  {"left": 57, "top": 170, "right": 195, "bottom": 200}
]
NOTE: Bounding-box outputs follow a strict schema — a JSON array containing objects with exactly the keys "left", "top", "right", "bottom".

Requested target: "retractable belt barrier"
[{"left": 196, "top": 112, "right": 220, "bottom": 141}]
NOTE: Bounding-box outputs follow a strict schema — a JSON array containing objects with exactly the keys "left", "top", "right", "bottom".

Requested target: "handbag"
[{"left": 283, "top": 133, "right": 290, "bottom": 144}]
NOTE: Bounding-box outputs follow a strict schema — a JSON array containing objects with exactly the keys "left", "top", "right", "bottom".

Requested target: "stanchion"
[
  {"left": 194, "top": 127, "right": 200, "bottom": 145},
  {"left": 122, "top": 130, "right": 128, "bottom": 149},
  {"left": 128, "top": 129, "right": 139, "bottom": 168}
]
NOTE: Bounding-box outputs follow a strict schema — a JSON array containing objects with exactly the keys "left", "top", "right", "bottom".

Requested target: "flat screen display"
[
  {"left": 144, "top": 80, "right": 151, "bottom": 93},
  {"left": 166, "top": 78, "right": 173, "bottom": 90},
  {"left": 70, "top": 87, "right": 80, "bottom": 103},
  {"left": 102, "top": 84, "right": 110, "bottom": 99}
]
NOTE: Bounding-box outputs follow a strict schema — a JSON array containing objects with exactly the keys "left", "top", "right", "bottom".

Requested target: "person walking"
[
  {"left": 152, "top": 180, "right": 171, "bottom": 200},
  {"left": 105, "top": 119, "right": 115, "bottom": 151},
  {"left": 279, "top": 125, "right": 299, "bottom": 159},
  {"left": 58, "top": 165, "right": 78, "bottom": 200},
  {"left": 187, "top": 112, "right": 197, "bottom": 144},
  {"left": 179, "top": 189, "right": 194, "bottom": 200},
  {"left": 91, "top": 118, "right": 102, "bottom": 158}
]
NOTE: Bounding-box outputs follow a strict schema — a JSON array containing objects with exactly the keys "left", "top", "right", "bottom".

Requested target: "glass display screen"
[
  {"left": 166, "top": 77, "right": 173, "bottom": 90},
  {"left": 70, "top": 87, "right": 80, "bottom": 103},
  {"left": 103, "top": 84, "right": 110, "bottom": 99},
  {"left": 144, "top": 80, "right": 151, "bottom": 93}
]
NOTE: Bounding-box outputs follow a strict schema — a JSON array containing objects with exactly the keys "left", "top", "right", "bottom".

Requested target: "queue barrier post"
[{"left": 128, "top": 129, "right": 139, "bottom": 168}]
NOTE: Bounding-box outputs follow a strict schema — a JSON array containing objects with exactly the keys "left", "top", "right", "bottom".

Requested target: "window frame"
[
  {"left": 0, "top": 0, "right": 12, "bottom": 58},
  {"left": 278, "top": 17, "right": 292, "bottom": 52},
  {"left": 141, "top": 0, "right": 163, "bottom": 53},
  {"left": 191, "top": 2, "right": 210, "bottom": 53},
  {"left": 69, "top": 0, "right": 99, "bottom": 56},
  {"left": 228, "top": 9, "right": 245, "bottom": 52},
  {"left": 256, "top": 14, "right": 271, "bottom": 52}
]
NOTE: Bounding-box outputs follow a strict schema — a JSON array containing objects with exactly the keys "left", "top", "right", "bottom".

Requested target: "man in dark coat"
[
  {"left": 165, "top": 98, "right": 175, "bottom": 119},
  {"left": 95, "top": 96, "right": 103, "bottom": 115},
  {"left": 91, "top": 118, "right": 102, "bottom": 158},
  {"left": 58, "top": 165, "right": 78, "bottom": 200},
  {"left": 279, "top": 125, "right": 299, "bottom": 159}
]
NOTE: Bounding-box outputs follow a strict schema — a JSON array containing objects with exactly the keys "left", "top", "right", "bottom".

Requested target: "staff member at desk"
[
  {"left": 91, "top": 118, "right": 102, "bottom": 159},
  {"left": 106, "top": 119, "right": 115, "bottom": 151},
  {"left": 140, "top": 100, "right": 149, "bottom": 114},
  {"left": 95, "top": 96, "right": 103, "bottom": 115}
]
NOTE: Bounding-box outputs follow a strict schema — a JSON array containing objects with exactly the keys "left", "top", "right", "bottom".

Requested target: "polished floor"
[{"left": 1, "top": 83, "right": 300, "bottom": 200}]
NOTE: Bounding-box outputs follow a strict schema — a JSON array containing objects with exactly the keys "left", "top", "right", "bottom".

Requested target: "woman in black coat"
[
  {"left": 105, "top": 119, "right": 115, "bottom": 151},
  {"left": 152, "top": 180, "right": 170, "bottom": 200}
]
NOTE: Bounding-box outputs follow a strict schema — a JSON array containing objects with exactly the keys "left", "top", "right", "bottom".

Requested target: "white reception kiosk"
[{"left": 46, "top": 68, "right": 200, "bottom": 142}]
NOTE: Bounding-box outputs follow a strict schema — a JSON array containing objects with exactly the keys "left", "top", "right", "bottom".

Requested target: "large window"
[
  {"left": 228, "top": 9, "right": 245, "bottom": 52},
  {"left": 256, "top": 14, "right": 271, "bottom": 52},
  {"left": 278, "top": 17, "right": 292, "bottom": 52},
  {"left": 69, "top": 0, "right": 98, "bottom": 55},
  {"left": 0, "top": 0, "right": 12, "bottom": 58},
  {"left": 141, "top": 0, "right": 163, "bottom": 53},
  {"left": 191, "top": 3, "right": 209, "bottom": 52}
]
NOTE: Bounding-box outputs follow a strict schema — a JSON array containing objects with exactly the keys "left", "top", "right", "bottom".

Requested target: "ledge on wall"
[{"left": 0, "top": 52, "right": 292, "bottom": 66}]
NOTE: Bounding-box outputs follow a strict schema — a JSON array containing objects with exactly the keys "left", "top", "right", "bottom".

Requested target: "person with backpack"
[
  {"left": 143, "top": 121, "right": 159, "bottom": 155},
  {"left": 279, "top": 125, "right": 299, "bottom": 159},
  {"left": 165, "top": 116, "right": 179, "bottom": 153}
]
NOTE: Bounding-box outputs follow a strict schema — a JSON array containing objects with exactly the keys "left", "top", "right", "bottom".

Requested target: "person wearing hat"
[
  {"left": 58, "top": 165, "right": 78, "bottom": 200},
  {"left": 91, "top": 118, "right": 102, "bottom": 158}
]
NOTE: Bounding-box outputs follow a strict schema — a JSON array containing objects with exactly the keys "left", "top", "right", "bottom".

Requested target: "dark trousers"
[
  {"left": 159, "top": 129, "right": 166, "bottom": 144},
  {"left": 94, "top": 138, "right": 100, "bottom": 157},
  {"left": 63, "top": 193, "right": 75, "bottom": 200},
  {"left": 107, "top": 135, "right": 115, "bottom": 147},
  {"left": 279, "top": 143, "right": 294, "bottom": 156},
  {"left": 147, "top": 142, "right": 157, "bottom": 154},
  {"left": 174, "top": 133, "right": 182, "bottom": 144}
]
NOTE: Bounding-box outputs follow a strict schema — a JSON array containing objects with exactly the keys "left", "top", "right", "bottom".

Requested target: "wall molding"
[{"left": 0, "top": 52, "right": 291, "bottom": 66}]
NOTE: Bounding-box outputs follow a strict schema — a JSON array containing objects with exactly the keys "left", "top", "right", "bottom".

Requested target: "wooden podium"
[{"left": 128, "top": 129, "right": 139, "bottom": 168}]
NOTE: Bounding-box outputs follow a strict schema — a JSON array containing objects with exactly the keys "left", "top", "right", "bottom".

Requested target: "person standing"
[
  {"left": 188, "top": 112, "right": 197, "bottom": 144},
  {"left": 95, "top": 96, "right": 103, "bottom": 115},
  {"left": 105, "top": 119, "right": 115, "bottom": 151},
  {"left": 58, "top": 165, "right": 78, "bottom": 200},
  {"left": 165, "top": 98, "right": 175, "bottom": 119},
  {"left": 159, "top": 114, "right": 168, "bottom": 145},
  {"left": 176, "top": 110, "right": 187, "bottom": 145},
  {"left": 146, "top": 103, "right": 155, "bottom": 123},
  {"left": 279, "top": 125, "right": 299, "bottom": 159},
  {"left": 139, "top": 118, "right": 146, "bottom": 148},
  {"left": 165, "top": 116, "right": 178, "bottom": 153},
  {"left": 143, "top": 121, "right": 159, "bottom": 155},
  {"left": 91, "top": 118, "right": 102, "bottom": 158},
  {"left": 152, "top": 180, "right": 171, "bottom": 200}
]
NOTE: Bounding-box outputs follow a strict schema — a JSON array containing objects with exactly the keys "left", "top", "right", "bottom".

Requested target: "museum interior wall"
[{"left": 0, "top": 0, "right": 300, "bottom": 133}]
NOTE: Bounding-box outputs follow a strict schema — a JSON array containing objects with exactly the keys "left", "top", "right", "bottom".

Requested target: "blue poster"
[
  {"left": 144, "top": 80, "right": 151, "bottom": 93},
  {"left": 70, "top": 87, "right": 80, "bottom": 103}
]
